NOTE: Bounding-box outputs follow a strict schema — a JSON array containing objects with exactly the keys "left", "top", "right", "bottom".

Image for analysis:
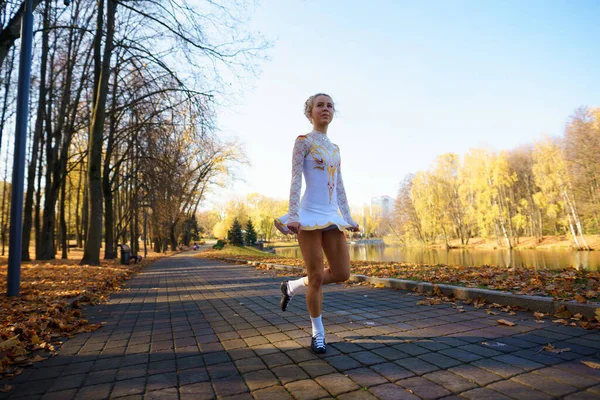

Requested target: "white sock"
[
  {"left": 287, "top": 277, "right": 307, "bottom": 296},
  {"left": 310, "top": 315, "right": 325, "bottom": 339}
]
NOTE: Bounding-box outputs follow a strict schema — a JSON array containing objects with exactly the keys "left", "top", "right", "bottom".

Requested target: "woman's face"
[{"left": 311, "top": 95, "right": 334, "bottom": 125}]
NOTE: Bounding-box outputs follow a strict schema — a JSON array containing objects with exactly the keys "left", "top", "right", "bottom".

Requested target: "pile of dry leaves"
[{"left": 0, "top": 253, "right": 167, "bottom": 378}]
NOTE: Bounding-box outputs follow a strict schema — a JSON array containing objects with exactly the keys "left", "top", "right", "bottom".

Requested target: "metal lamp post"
[{"left": 7, "top": 0, "right": 34, "bottom": 296}]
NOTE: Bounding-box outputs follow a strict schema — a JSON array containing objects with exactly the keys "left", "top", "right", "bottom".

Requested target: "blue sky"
[{"left": 210, "top": 0, "right": 600, "bottom": 209}]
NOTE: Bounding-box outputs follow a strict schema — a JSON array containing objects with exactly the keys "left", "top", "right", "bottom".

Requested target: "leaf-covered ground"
[
  {"left": 200, "top": 246, "right": 600, "bottom": 303},
  {"left": 0, "top": 251, "right": 175, "bottom": 378}
]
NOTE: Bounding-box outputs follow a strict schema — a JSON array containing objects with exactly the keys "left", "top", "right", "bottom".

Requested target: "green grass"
[{"left": 203, "top": 245, "right": 282, "bottom": 258}]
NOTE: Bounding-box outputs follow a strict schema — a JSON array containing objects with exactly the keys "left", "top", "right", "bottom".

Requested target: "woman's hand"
[
  {"left": 347, "top": 224, "right": 360, "bottom": 232},
  {"left": 286, "top": 222, "right": 301, "bottom": 234}
]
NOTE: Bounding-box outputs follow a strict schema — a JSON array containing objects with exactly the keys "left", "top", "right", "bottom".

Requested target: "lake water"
[{"left": 274, "top": 244, "right": 600, "bottom": 271}]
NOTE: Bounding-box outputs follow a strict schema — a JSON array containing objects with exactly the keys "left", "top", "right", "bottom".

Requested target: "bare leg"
[
  {"left": 297, "top": 230, "right": 324, "bottom": 318},
  {"left": 296, "top": 228, "right": 350, "bottom": 288},
  {"left": 322, "top": 229, "right": 351, "bottom": 284}
]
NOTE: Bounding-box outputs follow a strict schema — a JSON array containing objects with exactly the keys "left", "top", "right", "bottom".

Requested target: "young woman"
[{"left": 274, "top": 93, "right": 359, "bottom": 354}]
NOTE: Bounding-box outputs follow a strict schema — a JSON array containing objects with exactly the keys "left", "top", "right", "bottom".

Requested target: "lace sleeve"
[
  {"left": 287, "top": 136, "right": 308, "bottom": 223},
  {"left": 336, "top": 160, "right": 358, "bottom": 227}
]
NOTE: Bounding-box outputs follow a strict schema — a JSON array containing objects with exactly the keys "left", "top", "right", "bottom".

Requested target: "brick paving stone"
[
  {"left": 315, "top": 373, "right": 360, "bottom": 396},
  {"left": 564, "top": 392, "right": 600, "bottom": 400},
  {"left": 298, "top": 359, "right": 337, "bottom": 378},
  {"left": 252, "top": 385, "right": 294, "bottom": 400},
  {"left": 260, "top": 351, "right": 294, "bottom": 368},
  {"left": 74, "top": 383, "right": 113, "bottom": 400},
  {"left": 84, "top": 369, "right": 118, "bottom": 386},
  {"left": 370, "top": 362, "right": 414, "bottom": 382},
  {"left": 371, "top": 346, "right": 409, "bottom": 361},
  {"left": 272, "top": 364, "right": 309, "bottom": 385},
  {"left": 472, "top": 358, "right": 524, "bottom": 379},
  {"left": 242, "top": 369, "right": 279, "bottom": 391},
  {"left": 418, "top": 352, "right": 462, "bottom": 369},
  {"left": 395, "top": 357, "right": 439, "bottom": 375},
  {"left": 487, "top": 380, "right": 553, "bottom": 400},
  {"left": 392, "top": 343, "right": 430, "bottom": 356},
  {"left": 349, "top": 351, "right": 388, "bottom": 366},
  {"left": 512, "top": 372, "right": 578, "bottom": 397},
  {"left": 144, "top": 387, "right": 179, "bottom": 400},
  {"left": 337, "top": 389, "right": 379, "bottom": 399},
  {"left": 285, "top": 379, "right": 330, "bottom": 400},
  {"left": 448, "top": 364, "right": 502, "bottom": 386},
  {"left": 178, "top": 367, "right": 209, "bottom": 386},
  {"left": 325, "top": 354, "right": 363, "bottom": 371},
  {"left": 422, "top": 370, "right": 478, "bottom": 394},
  {"left": 179, "top": 382, "right": 215, "bottom": 400},
  {"left": 206, "top": 361, "right": 238, "bottom": 379},
  {"left": 146, "top": 372, "right": 177, "bottom": 392},
  {"left": 110, "top": 377, "right": 146, "bottom": 398},
  {"left": 460, "top": 387, "right": 512, "bottom": 400},
  {"left": 345, "top": 367, "right": 388, "bottom": 387},
  {"left": 438, "top": 348, "right": 482, "bottom": 363},
  {"left": 396, "top": 376, "right": 451, "bottom": 400},
  {"left": 533, "top": 366, "right": 600, "bottom": 389},
  {"left": 47, "top": 373, "right": 86, "bottom": 392},
  {"left": 368, "top": 383, "right": 420, "bottom": 400},
  {"left": 235, "top": 356, "right": 268, "bottom": 374},
  {"left": 213, "top": 374, "right": 250, "bottom": 397},
  {"left": 40, "top": 389, "right": 79, "bottom": 400},
  {"left": 492, "top": 354, "right": 545, "bottom": 371},
  {"left": 332, "top": 341, "right": 364, "bottom": 354}
]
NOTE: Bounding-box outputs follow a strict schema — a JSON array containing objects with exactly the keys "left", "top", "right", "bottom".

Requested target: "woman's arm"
[
  {"left": 287, "top": 136, "right": 308, "bottom": 224},
  {"left": 336, "top": 161, "right": 358, "bottom": 227}
]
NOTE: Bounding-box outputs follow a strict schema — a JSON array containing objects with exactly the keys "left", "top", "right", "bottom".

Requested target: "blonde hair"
[{"left": 304, "top": 93, "right": 334, "bottom": 122}]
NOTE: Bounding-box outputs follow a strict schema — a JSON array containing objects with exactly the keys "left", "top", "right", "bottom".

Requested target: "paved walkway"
[{"left": 2, "top": 253, "right": 600, "bottom": 400}]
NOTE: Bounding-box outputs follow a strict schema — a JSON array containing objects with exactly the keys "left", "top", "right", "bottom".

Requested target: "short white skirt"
[{"left": 274, "top": 209, "right": 352, "bottom": 235}]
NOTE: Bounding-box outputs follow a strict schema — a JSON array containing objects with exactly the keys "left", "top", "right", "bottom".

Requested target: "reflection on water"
[{"left": 274, "top": 244, "right": 600, "bottom": 271}]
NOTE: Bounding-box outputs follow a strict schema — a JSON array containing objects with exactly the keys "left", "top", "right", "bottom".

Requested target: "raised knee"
[{"left": 338, "top": 270, "right": 350, "bottom": 282}]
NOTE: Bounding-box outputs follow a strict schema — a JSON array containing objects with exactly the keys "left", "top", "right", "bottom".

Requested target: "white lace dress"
[{"left": 275, "top": 130, "right": 358, "bottom": 234}]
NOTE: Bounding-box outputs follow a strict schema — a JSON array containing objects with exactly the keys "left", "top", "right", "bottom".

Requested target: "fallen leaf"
[
  {"left": 0, "top": 336, "right": 19, "bottom": 351},
  {"left": 486, "top": 310, "right": 498, "bottom": 315},
  {"left": 571, "top": 313, "right": 583, "bottom": 321},
  {"left": 481, "top": 341, "right": 506, "bottom": 347},
  {"left": 497, "top": 319, "right": 516, "bottom": 327},
  {"left": 540, "top": 343, "right": 571, "bottom": 354},
  {"left": 584, "top": 290, "right": 598, "bottom": 299},
  {"left": 0, "top": 385, "right": 12, "bottom": 393},
  {"left": 582, "top": 361, "right": 600, "bottom": 369},
  {"left": 535, "top": 320, "right": 545, "bottom": 324},
  {"left": 534, "top": 312, "right": 544, "bottom": 320},
  {"left": 553, "top": 319, "right": 567, "bottom": 324},
  {"left": 554, "top": 306, "right": 572, "bottom": 319},
  {"left": 574, "top": 294, "right": 587, "bottom": 304},
  {"left": 509, "top": 311, "right": 516, "bottom": 316}
]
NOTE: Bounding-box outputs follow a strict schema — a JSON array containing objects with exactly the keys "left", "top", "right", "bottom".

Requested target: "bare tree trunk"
[
  {"left": 102, "top": 61, "right": 119, "bottom": 259},
  {"left": 75, "top": 160, "right": 82, "bottom": 247},
  {"left": 1, "top": 132, "right": 10, "bottom": 256},
  {"left": 82, "top": 0, "right": 116, "bottom": 265},
  {"left": 34, "top": 131, "right": 44, "bottom": 259},
  {"left": 60, "top": 175, "right": 67, "bottom": 259}
]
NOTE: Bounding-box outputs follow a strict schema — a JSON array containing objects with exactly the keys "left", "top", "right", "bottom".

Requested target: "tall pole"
[{"left": 7, "top": 0, "right": 34, "bottom": 296}]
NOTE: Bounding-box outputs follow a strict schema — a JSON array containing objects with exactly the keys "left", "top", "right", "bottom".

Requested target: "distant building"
[{"left": 371, "top": 195, "right": 393, "bottom": 218}]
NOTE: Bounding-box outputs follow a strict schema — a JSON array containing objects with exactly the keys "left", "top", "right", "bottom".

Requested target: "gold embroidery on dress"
[{"left": 309, "top": 143, "right": 339, "bottom": 203}]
